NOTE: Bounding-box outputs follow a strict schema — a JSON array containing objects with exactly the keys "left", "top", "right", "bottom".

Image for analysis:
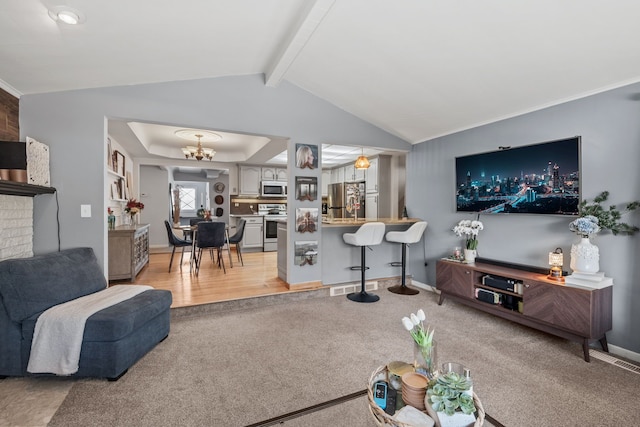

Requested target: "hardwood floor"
[{"left": 113, "top": 249, "right": 317, "bottom": 308}]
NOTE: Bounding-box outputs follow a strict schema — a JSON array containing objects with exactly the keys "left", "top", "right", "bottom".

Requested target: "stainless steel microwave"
[{"left": 261, "top": 181, "right": 287, "bottom": 197}]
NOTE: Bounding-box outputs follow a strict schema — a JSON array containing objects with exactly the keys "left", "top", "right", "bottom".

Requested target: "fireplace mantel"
[{"left": 0, "top": 181, "right": 56, "bottom": 197}]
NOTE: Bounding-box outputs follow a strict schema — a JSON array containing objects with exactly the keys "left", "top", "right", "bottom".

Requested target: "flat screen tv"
[{"left": 455, "top": 136, "right": 581, "bottom": 215}]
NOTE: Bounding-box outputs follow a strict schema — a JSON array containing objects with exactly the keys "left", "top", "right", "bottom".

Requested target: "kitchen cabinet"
[
  {"left": 364, "top": 155, "right": 391, "bottom": 218},
  {"left": 108, "top": 224, "right": 149, "bottom": 281},
  {"left": 365, "top": 157, "right": 379, "bottom": 193},
  {"left": 321, "top": 169, "right": 331, "bottom": 197},
  {"left": 227, "top": 164, "right": 239, "bottom": 195},
  {"left": 262, "top": 167, "right": 287, "bottom": 182},
  {"left": 343, "top": 164, "right": 365, "bottom": 182},
  {"left": 330, "top": 167, "right": 344, "bottom": 184},
  {"left": 365, "top": 194, "right": 378, "bottom": 220},
  {"left": 241, "top": 216, "right": 263, "bottom": 249},
  {"left": 239, "top": 166, "right": 261, "bottom": 196}
]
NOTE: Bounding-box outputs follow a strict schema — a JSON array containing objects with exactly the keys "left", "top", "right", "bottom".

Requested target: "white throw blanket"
[{"left": 27, "top": 285, "right": 153, "bottom": 375}]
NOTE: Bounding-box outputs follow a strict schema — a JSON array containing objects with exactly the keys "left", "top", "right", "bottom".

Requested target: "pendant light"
[
  {"left": 354, "top": 147, "right": 370, "bottom": 170},
  {"left": 181, "top": 134, "right": 216, "bottom": 161}
]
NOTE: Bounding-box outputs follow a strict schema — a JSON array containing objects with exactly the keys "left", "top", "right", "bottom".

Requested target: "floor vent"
[
  {"left": 589, "top": 350, "right": 640, "bottom": 375},
  {"left": 330, "top": 281, "right": 378, "bottom": 296}
]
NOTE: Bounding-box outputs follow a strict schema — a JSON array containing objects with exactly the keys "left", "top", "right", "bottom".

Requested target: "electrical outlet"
[
  {"left": 235, "top": 203, "right": 239, "bottom": 207},
  {"left": 250, "top": 205, "right": 253, "bottom": 209}
]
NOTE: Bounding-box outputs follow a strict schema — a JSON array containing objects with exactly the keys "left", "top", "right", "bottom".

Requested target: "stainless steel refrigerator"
[{"left": 327, "top": 181, "right": 365, "bottom": 220}]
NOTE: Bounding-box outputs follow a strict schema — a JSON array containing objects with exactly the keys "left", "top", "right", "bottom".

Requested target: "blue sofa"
[{"left": 0, "top": 247, "right": 172, "bottom": 380}]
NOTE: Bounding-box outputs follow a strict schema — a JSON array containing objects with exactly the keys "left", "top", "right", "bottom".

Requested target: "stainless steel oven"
[
  {"left": 258, "top": 204, "right": 286, "bottom": 251},
  {"left": 263, "top": 216, "right": 280, "bottom": 251}
]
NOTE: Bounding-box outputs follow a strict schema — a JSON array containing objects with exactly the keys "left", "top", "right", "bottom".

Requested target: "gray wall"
[
  {"left": 140, "top": 165, "right": 170, "bottom": 248},
  {"left": 19, "top": 74, "right": 409, "bottom": 276},
  {"left": 407, "top": 81, "right": 640, "bottom": 355},
  {"left": 19, "top": 72, "right": 640, "bottom": 354}
]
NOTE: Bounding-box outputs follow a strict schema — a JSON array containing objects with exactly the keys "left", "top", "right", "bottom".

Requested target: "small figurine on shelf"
[
  {"left": 107, "top": 207, "right": 116, "bottom": 230},
  {"left": 402, "top": 206, "right": 409, "bottom": 219}
]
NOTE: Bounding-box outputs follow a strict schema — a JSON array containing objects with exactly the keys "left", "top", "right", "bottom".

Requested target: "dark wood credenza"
[{"left": 435, "top": 259, "right": 612, "bottom": 362}]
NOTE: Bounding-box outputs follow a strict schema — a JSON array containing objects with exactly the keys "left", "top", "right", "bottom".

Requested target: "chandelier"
[
  {"left": 181, "top": 134, "right": 215, "bottom": 161},
  {"left": 354, "top": 147, "right": 370, "bottom": 169}
]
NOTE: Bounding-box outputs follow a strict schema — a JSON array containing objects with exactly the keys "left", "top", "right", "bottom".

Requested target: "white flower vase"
[
  {"left": 413, "top": 340, "right": 437, "bottom": 377},
  {"left": 463, "top": 249, "right": 476, "bottom": 263},
  {"left": 570, "top": 237, "right": 599, "bottom": 274}
]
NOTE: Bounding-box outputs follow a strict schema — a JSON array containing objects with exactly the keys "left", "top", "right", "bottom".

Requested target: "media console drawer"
[{"left": 435, "top": 259, "right": 612, "bottom": 362}]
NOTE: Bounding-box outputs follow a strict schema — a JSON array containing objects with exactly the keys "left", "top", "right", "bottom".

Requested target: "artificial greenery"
[
  {"left": 427, "top": 372, "right": 476, "bottom": 416},
  {"left": 577, "top": 191, "right": 640, "bottom": 236}
]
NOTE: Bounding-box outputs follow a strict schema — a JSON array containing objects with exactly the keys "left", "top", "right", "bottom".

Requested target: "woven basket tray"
[{"left": 367, "top": 365, "right": 485, "bottom": 427}]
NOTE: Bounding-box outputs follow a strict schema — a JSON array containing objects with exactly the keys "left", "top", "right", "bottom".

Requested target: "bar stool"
[
  {"left": 343, "top": 222, "right": 386, "bottom": 303},
  {"left": 385, "top": 221, "right": 428, "bottom": 295}
]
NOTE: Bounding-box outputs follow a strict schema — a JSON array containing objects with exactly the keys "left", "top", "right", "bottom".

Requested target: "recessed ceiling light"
[{"left": 48, "top": 6, "right": 86, "bottom": 25}]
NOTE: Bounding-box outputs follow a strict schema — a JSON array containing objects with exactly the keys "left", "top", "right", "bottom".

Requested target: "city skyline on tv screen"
[{"left": 455, "top": 137, "right": 580, "bottom": 215}]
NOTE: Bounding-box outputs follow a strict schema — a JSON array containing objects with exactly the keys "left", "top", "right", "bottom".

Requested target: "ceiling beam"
[{"left": 264, "top": 0, "right": 335, "bottom": 88}]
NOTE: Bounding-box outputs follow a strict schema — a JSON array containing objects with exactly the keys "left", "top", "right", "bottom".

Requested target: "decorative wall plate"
[
  {"left": 214, "top": 195, "right": 224, "bottom": 205},
  {"left": 214, "top": 182, "right": 225, "bottom": 193}
]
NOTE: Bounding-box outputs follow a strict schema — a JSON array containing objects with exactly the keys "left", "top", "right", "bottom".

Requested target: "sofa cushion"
[
  {"left": 0, "top": 247, "right": 106, "bottom": 322},
  {"left": 22, "top": 289, "right": 172, "bottom": 343}
]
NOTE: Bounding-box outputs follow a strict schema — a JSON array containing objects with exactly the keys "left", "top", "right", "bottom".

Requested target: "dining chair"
[
  {"left": 190, "top": 218, "right": 210, "bottom": 226},
  {"left": 227, "top": 218, "right": 246, "bottom": 266},
  {"left": 164, "top": 220, "right": 191, "bottom": 272},
  {"left": 195, "top": 221, "right": 227, "bottom": 275}
]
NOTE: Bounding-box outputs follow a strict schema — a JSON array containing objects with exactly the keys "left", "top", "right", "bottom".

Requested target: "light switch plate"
[{"left": 81, "top": 204, "right": 91, "bottom": 218}]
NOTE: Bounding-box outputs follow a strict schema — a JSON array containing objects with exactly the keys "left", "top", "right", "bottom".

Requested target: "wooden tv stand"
[{"left": 435, "top": 259, "right": 612, "bottom": 362}]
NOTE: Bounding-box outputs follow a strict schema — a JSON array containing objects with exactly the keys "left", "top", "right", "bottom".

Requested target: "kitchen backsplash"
[{"left": 230, "top": 198, "right": 287, "bottom": 215}]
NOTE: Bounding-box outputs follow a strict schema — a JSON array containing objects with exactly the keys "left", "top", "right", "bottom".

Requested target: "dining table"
[{"left": 173, "top": 223, "right": 233, "bottom": 271}]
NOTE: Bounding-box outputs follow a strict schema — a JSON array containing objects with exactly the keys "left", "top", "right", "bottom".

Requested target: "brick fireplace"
[{"left": 0, "top": 194, "right": 34, "bottom": 261}]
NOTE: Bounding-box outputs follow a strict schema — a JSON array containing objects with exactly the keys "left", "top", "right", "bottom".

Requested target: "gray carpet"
[{"left": 49, "top": 289, "right": 640, "bottom": 427}]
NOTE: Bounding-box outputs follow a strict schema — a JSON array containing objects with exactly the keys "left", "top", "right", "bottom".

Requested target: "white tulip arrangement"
[{"left": 401, "top": 309, "right": 434, "bottom": 348}]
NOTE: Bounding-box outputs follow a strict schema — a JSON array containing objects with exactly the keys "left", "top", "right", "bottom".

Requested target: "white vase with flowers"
[
  {"left": 453, "top": 219, "right": 483, "bottom": 263},
  {"left": 568, "top": 215, "right": 601, "bottom": 274}
]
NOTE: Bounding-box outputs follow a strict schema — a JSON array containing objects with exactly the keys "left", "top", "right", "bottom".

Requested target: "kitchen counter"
[
  {"left": 321, "top": 219, "right": 422, "bottom": 285},
  {"left": 274, "top": 217, "right": 423, "bottom": 287},
  {"left": 321, "top": 217, "right": 421, "bottom": 227}
]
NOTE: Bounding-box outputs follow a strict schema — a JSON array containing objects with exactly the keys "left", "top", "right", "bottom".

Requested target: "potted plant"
[
  {"left": 452, "top": 219, "right": 483, "bottom": 263},
  {"left": 575, "top": 191, "right": 639, "bottom": 236},
  {"left": 569, "top": 191, "right": 639, "bottom": 275},
  {"left": 427, "top": 371, "right": 477, "bottom": 426}
]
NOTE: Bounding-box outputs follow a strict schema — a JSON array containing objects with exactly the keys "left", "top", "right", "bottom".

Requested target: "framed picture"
[
  {"left": 295, "top": 241, "right": 318, "bottom": 266},
  {"left": 295, "top": 208, "right": 318, "bottom": 233},
  {"left": 295, "top": 143, "right": 318, "bottom": 169},
  {"left": 107, "top": 138, "right": 113, "bottom": 170},
  {"left": 295, "top": 176, "right": 318, "bottom": 201},
  {"left": 113, "top": 150, "right": 126, "bottom": 177}
]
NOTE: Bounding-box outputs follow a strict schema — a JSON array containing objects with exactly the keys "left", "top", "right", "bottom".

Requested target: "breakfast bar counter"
[
  {"left": 321, "top": 217, "right": 421, "bottom": 227},
  {"left": 321, "top": 218, "right": 422, "bottom": 285}
]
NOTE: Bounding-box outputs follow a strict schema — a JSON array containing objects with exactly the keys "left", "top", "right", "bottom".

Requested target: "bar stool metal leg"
[
  {"left": 388, "top": 243, "right": 419, "bottom": 295},
  {"left": 347, "top": 246, "right": 380, "bottom": 303}
]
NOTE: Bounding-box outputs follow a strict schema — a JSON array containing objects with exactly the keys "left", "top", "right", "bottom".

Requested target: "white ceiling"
[
  {"left": 3, "top": 0, "right": 640, "bottom": 156},
  {"left": 112, "top": 120, "right": 388, "bottom": 168}
]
